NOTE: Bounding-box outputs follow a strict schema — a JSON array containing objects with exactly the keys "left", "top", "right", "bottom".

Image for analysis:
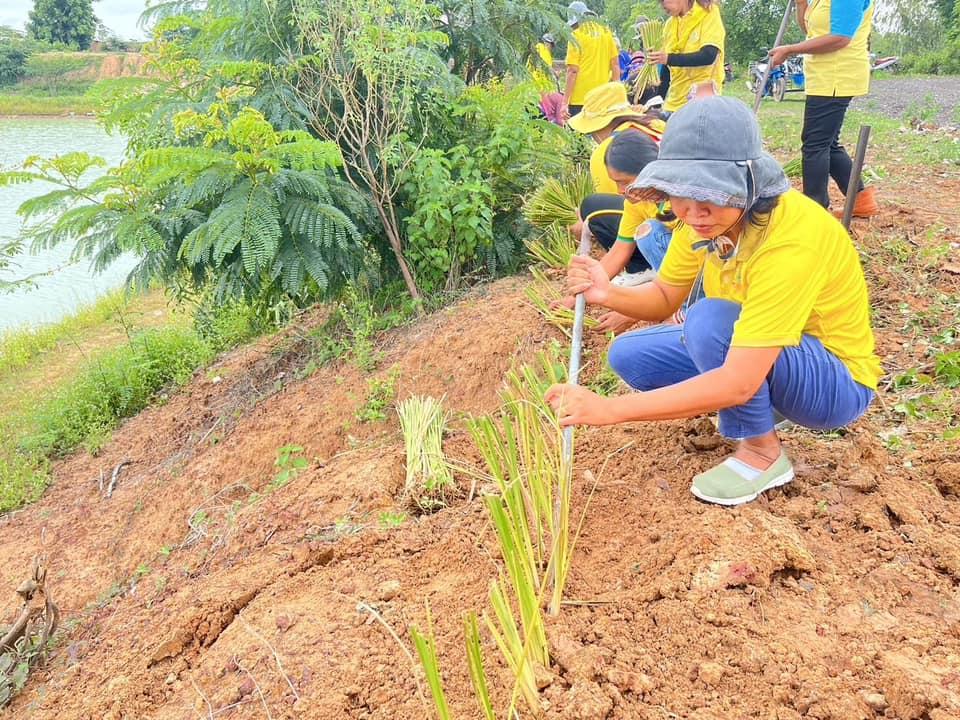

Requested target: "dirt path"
[{"left": 854, "top": 76, "right": 960, "bottom": 126}]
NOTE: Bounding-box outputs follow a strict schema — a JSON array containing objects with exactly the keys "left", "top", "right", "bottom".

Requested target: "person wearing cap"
[
  {"left": 531, "top": 32, "right": 560, "bottom": 93},
  {"left": 545, "top": 97, "right": 880, "bottom": 506},
  {"left": 563, "top": 1, "right": 620, "bottom": 121},
  {"left": 644, "top": 0, "right": 726, "bottom": 116},
  {"left": 569, "top": 82, "right": 665, "bottom": 196},
  {"left": 769, "top": 0, "right": 878, "bottom": 218}
]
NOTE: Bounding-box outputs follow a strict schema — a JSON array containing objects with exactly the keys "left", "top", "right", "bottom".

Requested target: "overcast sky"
[{"left": 0, "top": 0, "right": 149, "bottom": 41}]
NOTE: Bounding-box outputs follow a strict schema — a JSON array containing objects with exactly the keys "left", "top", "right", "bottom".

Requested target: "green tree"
[
  {"left": 27, "top": 0, "right": 98, "bottom": 50},
  {"left": 721, "top": 0, "right": 804, "bottom": 65},
  {"left": 0, "top": 106, "right": 366, "bottom": 306},
  {"left": 436, "top": 0, "right": 567, "bottom": 83},
  {"left": 0, "top": 44, "right": 29, "bottom": 86}
]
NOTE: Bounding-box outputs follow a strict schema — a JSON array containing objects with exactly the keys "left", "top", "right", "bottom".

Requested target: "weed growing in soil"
[
  {"left": 272, "top": 444, "right": 309, "bottom": 489},
  {"left": 356, "top": 368, "right": 400, "bottom": 423}
]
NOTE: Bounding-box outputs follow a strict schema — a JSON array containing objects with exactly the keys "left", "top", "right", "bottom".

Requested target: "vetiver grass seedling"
[
  {"left": 525, "top": 223, "right": 576, "bottom": 270},
  {"left": 524, "top": 267, "right": 598, "bottom": 337},
  {"left": 397, "top": 395, "right": 455, "bottom": 511},
  {"left": 409, "top": 602, "right": 452, "bottom": 720},
  {"left": 522, "top": 170, "right": 592, "bottom": 228}
]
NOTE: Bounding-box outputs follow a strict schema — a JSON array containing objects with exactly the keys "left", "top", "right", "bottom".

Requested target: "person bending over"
[
  {"left": 554, "top": 130, "right": 682, "bottom": 335},
  {"left": 567, "top": 82, "right": 664, "bottom": 239},
  {"left": 546, "top": 97, "right": 880, "bottom": 506}
]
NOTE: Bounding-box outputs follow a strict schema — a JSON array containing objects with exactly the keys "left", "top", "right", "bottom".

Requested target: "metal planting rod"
[
  {"left": 841, "top": 125, "right": 872, "bottom": 231},
  {"left": 753, "top": 0, "right": 795, "bottom": 115},
  {"left": 562, "top": 224, "right": 594, "bottom": 464},
  {"left": 549, "top": 224, "right": 593, "bottom": 610}
]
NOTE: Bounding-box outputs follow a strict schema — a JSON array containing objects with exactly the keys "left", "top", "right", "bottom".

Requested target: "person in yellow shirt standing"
[
  {"left": 530, "top": 32, "right": 560, "bottom": 93},
  {"left": 562, "top": 1, "right": 620, "bottom": 121},
  {"left": 645, "top": 0, "right": 726, "bottom": 116},
  {"left": 769, "top": 0, "right": 878, "bottom": 217},
  {"left": 546, "top": 97, "right": 880, "bottom": 506}
]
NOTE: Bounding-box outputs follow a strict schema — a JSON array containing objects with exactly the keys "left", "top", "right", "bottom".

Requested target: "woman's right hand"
[{"left": 566, "top": 255, "right": 610, "bottom": 305}]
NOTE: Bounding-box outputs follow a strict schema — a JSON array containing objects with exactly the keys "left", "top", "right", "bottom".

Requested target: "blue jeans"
[{"left": 607, "top": 299, "right": 875, "bottom": 439}]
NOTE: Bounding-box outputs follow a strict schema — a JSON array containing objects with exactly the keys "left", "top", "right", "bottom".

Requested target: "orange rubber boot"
[{"left": 833, "top": 185, "right": 879, "bottom": 219}]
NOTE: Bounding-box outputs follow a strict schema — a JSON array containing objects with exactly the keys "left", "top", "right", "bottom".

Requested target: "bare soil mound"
[{"left": 1, "top": 172, "right": 959, "bottom": 720}]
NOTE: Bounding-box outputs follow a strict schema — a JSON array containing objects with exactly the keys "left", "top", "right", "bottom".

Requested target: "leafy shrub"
[
  {"left": 0, "top": 44, "right": 28, "bottom": 86},
  {"left": 900, "top": 41, "right": 960, "bottom": 75},
  {"left": 18, "top": 327, "right": 214, "bottom": 457}
]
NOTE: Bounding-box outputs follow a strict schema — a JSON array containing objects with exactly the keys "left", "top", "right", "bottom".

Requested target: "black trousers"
[
  {"left": 801, "top": 95, "right": 864, "bottom": 209},
  {"left": 580, "top": 193, "right": 650, "bottom": 273}
]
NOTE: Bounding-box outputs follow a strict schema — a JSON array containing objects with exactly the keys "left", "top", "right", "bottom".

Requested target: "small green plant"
[
  {"left": 587, "top": 363, "right": 622, "bottom": 397},
  {"left": 356, "top": 368, "right": 400, "bottom": 423},
  {"left": 397, "top": 396, "right": 454, "bottom": 511},
  {"left": 272, "top": 444, "right": 309, "bottom": 488},
  {"left": 379, "top": 511, "right": 408, "bottom": 528}
]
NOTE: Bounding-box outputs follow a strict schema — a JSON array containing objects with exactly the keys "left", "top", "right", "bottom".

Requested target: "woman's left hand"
[
  {"left": 646, "top": 50, "right": 668, "bottom": 66},
  {"left": 545, "top": 384, "right": 614, "bottom": 427}
]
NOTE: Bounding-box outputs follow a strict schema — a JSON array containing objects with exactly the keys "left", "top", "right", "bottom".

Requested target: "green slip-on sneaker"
[{"left": 691, "top": 452, "right": 794, "bottom": 506}]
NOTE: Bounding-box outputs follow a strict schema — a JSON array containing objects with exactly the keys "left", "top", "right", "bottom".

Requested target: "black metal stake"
[{"left": 841, "top": 125, "right": 871, "bottom": 231}]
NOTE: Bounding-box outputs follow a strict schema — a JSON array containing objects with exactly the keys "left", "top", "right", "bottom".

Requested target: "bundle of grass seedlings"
[
  {"left": 635, "top": 19, "right": 665, "bottom": 90},
  {"left": 523, "top": 168, "right": 593, "bottom": 228},
  {"left": 525, "top": 266, "right": 598, "bottom": 336},
  {"left": 782, "top": 157, "right": 802, "bottom": 178},
  {"left": 525, "top": 222, "right": 577, "bottom": 269},
  {"left": 397, "top": 395, "right": 454, "bottom": 511}
]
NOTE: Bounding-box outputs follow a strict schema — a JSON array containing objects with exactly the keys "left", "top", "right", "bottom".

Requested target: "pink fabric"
[{"left": 539, "top": 92, "right": 565, "bottom": 125}]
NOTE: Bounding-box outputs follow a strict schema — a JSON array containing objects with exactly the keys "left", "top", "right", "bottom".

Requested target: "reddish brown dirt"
[{"left": 2, "top": 171, "right": 960, "bottom": 720}]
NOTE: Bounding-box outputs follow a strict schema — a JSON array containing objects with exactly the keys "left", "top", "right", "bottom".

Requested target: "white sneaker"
[{"left": 612, "top": 269, "right": 656, "bottom": 287}]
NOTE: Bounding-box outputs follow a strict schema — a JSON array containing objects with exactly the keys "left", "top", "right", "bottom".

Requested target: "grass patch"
[
  {"left": 16, "top": 326, "right": 214, "bottom": 458},
  {"left": 0, "top": 294, "right": 268, "bottom": 513},
  {"left": 0, "top": 289, "right": 132, "bottom": 377},
  {"left": 726, "top": 82, "right": 960, "bottom": 167},
  {"left": 0, "top": 92, "right": 97, "bottom": 116}
]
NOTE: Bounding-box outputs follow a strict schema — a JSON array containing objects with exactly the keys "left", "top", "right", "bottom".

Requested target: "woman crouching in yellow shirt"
[{"left": 546, "top": 97, "right": 881, "bottom": 506}]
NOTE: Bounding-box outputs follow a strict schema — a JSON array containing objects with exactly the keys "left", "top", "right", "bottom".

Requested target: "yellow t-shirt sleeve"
[
  {"left": 732, "top": 242, "right": 827, "bottom": 348},
  {"left": 658, "top": 224, "right": 702, "bottom": 286},
  {"left": 616, "top": 200, "right": 658, "bottom": 241},
  {"left": 700, "top": 6, "right": 725, "bottom": 49}
]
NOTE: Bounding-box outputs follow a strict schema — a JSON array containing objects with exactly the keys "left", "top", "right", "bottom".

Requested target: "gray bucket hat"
[{"left": 627, "top": 97, "right": 789, "bottom": 209}]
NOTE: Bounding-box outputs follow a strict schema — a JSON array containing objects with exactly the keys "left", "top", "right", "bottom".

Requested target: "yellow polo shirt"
[
  {"left": 566, "top": 21, "right": 619, "bottom": 106},
  {"left": 658, "top": 190, "right": 881, "bottom": 389},
  {"left": 529, "top": 42, "right": 556, "bottom": 93},
  {"left": 663, "top": 4, "right": 726, "bottom": 113},
  {"left": 589, "top": 119, "right": 666, "bottom": 194},
  {"left": 804, "top": 0, "right": 874, "bottom": 97},
  {"left": 617, "top": 200, "right": 677, "bottom": 241}
]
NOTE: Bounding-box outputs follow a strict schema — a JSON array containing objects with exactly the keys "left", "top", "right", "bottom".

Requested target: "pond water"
[{"left": 0, "top": 118, "right": 130, "bottom": 332}]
